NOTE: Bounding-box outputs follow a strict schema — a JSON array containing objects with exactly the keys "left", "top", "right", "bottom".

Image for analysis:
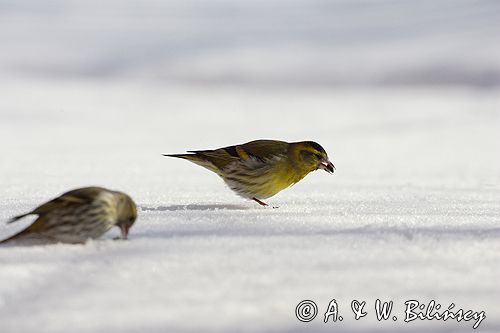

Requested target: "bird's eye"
[{"left": 315, "top": 154, "right": 322, "bottom": 160}]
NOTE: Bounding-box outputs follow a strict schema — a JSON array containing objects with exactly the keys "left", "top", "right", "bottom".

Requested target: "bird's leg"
[{"left": 252, "top": 197, "right": 269, "bottom": 206}]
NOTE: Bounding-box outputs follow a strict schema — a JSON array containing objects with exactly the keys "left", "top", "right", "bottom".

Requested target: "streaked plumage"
[
  {"left": 0, "top": 187, "right": 137, "bottom": 244},
  {"left": 164, "top": 139, "right": 335, "bottom": 206}
]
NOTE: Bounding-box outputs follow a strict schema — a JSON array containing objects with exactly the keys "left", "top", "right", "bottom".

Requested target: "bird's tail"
[
  {"left": 7, "top": 213, "right": 30, "bottom": 224},
  {"left": 163, "top": 153, "right": 208, "bottom": 164},
  {"left": 163, "top": 153, "right": 198, "bottom": 159},
  {"left": 163, "top": 153, "right": 221, "bottom": 174}
]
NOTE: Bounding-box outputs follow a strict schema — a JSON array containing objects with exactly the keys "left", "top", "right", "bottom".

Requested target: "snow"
[
  {"left": 1, "top": 1, "right": 500, "bottom": 332},
  {"left": 1, "top": 81, "right": 498, "bottom": 332}
]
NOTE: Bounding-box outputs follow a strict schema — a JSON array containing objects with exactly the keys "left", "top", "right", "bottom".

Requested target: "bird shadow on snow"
[
  {"left": 130, "top": 224, "right": 500, "bottom": 242},
  {"left": 139, "top": 204, "right": 249, "bottom": 212}
]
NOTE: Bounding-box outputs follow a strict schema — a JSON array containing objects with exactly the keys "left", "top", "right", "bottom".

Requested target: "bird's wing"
[
  {"left": 7, "top": 187, "right": 104, "bottom": 223},
  {"left": 189, "top": 140, "right": 289, "bottom": 169},
  {"left": 186, "top": 148, "right": 238, "bottom": 170},
  {"left": 164, "top": 140, "right": 289, "bottom": 173},
  {"left": 237, "top": 140, "right": 289, "bottom": 160}
]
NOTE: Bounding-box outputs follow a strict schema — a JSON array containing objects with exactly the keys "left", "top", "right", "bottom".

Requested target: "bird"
[
  {"left": 164, "top": 140, "right": 335, "bottom": 206},
  {"left": 0, "top": 187, "right": 137, "bottom": 244}
]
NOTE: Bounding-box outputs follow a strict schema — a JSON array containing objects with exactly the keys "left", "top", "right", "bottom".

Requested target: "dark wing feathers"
[
  {"left": 165, "top": 140, "right": 290, "bottom": 172},
  {"left": 193, "top": 149, "right": 240, "bottom": 170},
  {"left": 163, "top": 140, "right": 289, "bottom": 172},
  {"left": 237, "top": 140, "right": 288, "bottom": 160},
  {"left": 8, "top": 187, "right": 104, "bottom": 223}
]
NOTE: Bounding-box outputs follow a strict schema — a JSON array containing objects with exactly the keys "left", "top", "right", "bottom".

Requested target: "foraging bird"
[
  {"left": 164, "top": 140, "right": 335, "bottom": 206},
  {"left": 0, "top": 187, "right": 137, "bottom": 244}
]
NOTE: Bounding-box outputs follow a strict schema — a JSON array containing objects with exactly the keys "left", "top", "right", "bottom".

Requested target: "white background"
[{"left": 0, "top": 1, "right": 499, "bottom": 332}]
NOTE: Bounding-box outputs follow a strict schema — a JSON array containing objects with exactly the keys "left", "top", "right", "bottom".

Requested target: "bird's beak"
[
  {"left": 119, "top": 224, "right": 130, "bottom": 240},
  {"left": 318, "top": 159, "right": 335, "bottom": 174}
]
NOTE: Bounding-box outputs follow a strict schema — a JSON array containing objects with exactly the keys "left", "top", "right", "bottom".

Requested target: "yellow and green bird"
[{"left": 164, "top": 140, "right": 335, "bottom": 206}]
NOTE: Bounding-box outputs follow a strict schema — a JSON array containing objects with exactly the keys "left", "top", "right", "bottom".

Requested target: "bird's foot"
[
  {"left": 252, "top": 197, "right": 269, "bottom": 206},
  {"left": 252, "top": 198, "right": 279, "bottom": 208}
]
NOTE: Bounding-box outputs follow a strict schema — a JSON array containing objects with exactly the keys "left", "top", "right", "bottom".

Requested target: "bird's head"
[
  {"left": 291, "top": 141, "right": 335, "bottom": 174},
  {"left": 115, "top": 192, "right": 137, "bottom": 239}
]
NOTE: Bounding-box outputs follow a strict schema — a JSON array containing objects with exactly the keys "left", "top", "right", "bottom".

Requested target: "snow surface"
[
  {"left": 0, "top": 81, "right": 499, "bottom": 333},
  {"left": 1, "top": 1, "right": 500, "bottom": 332}
]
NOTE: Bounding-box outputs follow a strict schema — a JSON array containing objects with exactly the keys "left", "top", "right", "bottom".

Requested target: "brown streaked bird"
[
  {"left": 0, "top": 187, "right": 137, "bottom": 244},
  {"left": 164, "top": 140, "right": 335, "bottom": 206}
]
